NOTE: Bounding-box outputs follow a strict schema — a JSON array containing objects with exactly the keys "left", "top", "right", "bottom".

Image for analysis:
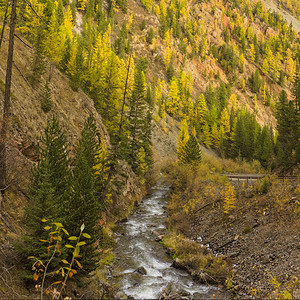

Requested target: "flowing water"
[{"left": 110, "top": 180, "right": 228, "bottom": 299}]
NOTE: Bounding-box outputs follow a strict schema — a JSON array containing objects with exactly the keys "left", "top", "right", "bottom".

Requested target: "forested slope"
[{"left": 0, "top": 0, "right": 299, "bottom": 298}]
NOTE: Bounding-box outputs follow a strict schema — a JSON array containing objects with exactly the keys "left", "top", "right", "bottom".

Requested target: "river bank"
[
  {"left": 109, "top": 180, "right": 230, "bottom": 299},
  {"left": 166, "top": 165, "right": 300, "bottom": 299}
]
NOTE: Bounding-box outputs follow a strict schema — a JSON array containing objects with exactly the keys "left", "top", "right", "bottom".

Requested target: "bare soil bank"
[{"left": 167, "top": 175, "right": 300, "bottom": 299}]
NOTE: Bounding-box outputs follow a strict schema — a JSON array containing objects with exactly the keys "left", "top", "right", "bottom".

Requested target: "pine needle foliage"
[
  {"left": 178, "top": 134, "right": 202, "bottom": 166},
  {"left": 67, "top": 115, "right": 101, "bottom": 275},
  {"left": 20, "top": 117, "right": 71, "bottom": 277},
  {"left": 40, "top": 81, "right": 52, "bottom": 113}
]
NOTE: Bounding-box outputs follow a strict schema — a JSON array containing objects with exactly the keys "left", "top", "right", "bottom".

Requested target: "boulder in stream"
[{"left": 135, "top": 266, "right": 147, "bottom": 275}]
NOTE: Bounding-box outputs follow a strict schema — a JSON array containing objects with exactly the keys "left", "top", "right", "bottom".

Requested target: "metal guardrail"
[{"left": 224, "top": 174, "right": 299, "bottom": 184}]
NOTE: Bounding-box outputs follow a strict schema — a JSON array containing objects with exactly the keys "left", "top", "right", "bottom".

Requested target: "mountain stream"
[{"left": 110, "top": 180, "right": 228, "bottom": 299}]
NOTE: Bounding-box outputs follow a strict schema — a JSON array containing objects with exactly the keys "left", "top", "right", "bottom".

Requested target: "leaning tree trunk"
[
  {"left": 0, "top": 0, "right": 17, "bottom": 207},
  {"left": 0, "top": 0, "right": 10, "bottom": 49}
]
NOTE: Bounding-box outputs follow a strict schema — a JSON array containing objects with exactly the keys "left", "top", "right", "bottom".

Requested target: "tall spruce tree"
[
  {"left": 20, "top": 117, "right": 71, "bottom": 275},
  {"left": 126, "top": 69, "right": 151, "bottom": 173},
  {"left": 67, "top": 116, "right": 100, "bottom": 275},
  {"left": 178, "top": 133, "right": 202, "bottom": 166},
  {"left": 276, "top": 90, "right": 297, "bottom": 168}
]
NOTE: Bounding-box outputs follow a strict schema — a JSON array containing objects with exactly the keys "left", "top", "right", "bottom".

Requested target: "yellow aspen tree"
[
  {"left": 221, "top": 182, "right": 236, "bottom": 214},
  {"left": 249, "top": 44, "right": 255, "bottom": 63},
  {"left": 201, "top": 37, "right": 208, "bottom": 59},
  {"left": 141, "top": 0, "right": 153, "bottom": 11},
  {"left": 262, "top": 58, "right": 269, "bottom": 75},
  {"left": 78, "top": 0, "right": 88, "bottom": 10},
  {"left": 153, "top": 4, "right": 161, "bottom": 17},
  {"left": 164, "top": 29, "right": 171, "bottom": 47},
  {"left": 166, "top": 78, "right": 179, "bottom": 115},
  {"left": 43, "top": 13, "right": 60, "bottom": 63},
  {"left": 211, "top": 123, "right": 220, "bottom": 148},
  {"left": 240, "top": 77, "right": 246, "bottom": 91},
  {"left": 161, "top": 103, "right": 167, "bottom": 132},
  {"left": 202, "top": 123, "right": 211, "bottom": 148},
  {"left": 159, "top": 0, "right": 166, "bottom": 17},
  {"left": 164, "top": 46, "right": 171, "bottom": 70},
  {"left": 195, "top": 93, "right": 208, "bottom": 133},
  {"left": 219, "top": 108, "right": 230, "bottom": 134},
  {"left": 238, "top": 53, "right": 244, "bottom": 72},
  {"left": 266, "top": 48, "right": 274, "bottom": 70},
  {"left": 127, "top": 14, "right": 134, "bottom": 31},
  {"left": 63, "top": 6, "right": 74, "bottom": 42},
  {"left": 154, "top": 78, "right": 163, "bottom": 108},
  {"left": 285, "top": 49, "right": 296, "bottom": 83},
  {"left": 228, "top": 93, "right": 238, "bottom": 110},
  {"left": 271, "top": 52, "right": 282, "bottom": 81},
  {"left": 19, "top": 0, "right": 45, "bottom": 39},
  {"left": 121, "top": 54, "right": 135, "bottom": 101},
  {"left": 177, "top": 118, "right": 190, "bottom": 158}
]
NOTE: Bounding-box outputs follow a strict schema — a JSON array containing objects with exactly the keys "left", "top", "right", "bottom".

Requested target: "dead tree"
[{"left": 0, "top": 0, "right": 18, "bottom": 207}]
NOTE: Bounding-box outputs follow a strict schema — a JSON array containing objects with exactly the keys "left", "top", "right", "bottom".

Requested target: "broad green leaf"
[
  {"left": 68, "top": 236, "right": 77, "bottom": 241},
  {"left": 80, "top": 224, "right": 85, "bottom": 232},
  {"left": 82, "top": 233, "right": 91, "bottom": 239},
  {"left": 77, "top": 241, "right": 86, "bottom": 247},
  {"left": 65, "top": 244, "right": 74, "bottom": 249}
]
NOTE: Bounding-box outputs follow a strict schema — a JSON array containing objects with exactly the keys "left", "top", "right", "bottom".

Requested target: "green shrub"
[{"left": 40, "top": 81, "right": 52, "bottom": 112}]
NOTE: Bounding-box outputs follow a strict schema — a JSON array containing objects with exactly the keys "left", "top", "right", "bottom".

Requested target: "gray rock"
[
  {"left": 135, "top": 266, "right": 147, "bottom": 275},
  {"left": 229, "top": 251, "right": 240, "bottom": 258},
  {"left": 155, "top": 235, "right": 164, "bottom": 242}
]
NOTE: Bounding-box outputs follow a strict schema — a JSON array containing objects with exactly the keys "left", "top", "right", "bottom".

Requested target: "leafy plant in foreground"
[{"left": 28, "top": 221, "right": 91, "bottom": 300}]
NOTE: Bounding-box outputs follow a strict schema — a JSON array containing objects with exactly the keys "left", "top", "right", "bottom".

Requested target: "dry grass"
[{"left": 162, "top": 233, "right": 232, "bottom": 284}]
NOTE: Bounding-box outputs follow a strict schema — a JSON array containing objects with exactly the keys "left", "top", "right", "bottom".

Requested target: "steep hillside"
[
  {"left": 0, "top": 0, "right": 299, "bottom": 298},
  {"left": 0, "top": 31, "right": 142, "bottom": 299}
]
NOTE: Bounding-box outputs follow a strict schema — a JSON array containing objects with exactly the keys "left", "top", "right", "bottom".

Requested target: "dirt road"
[{"left": 261, "top": 0, "right": 300, "bottom": 33}]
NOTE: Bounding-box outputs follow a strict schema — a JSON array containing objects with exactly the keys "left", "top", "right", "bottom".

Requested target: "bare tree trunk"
[
  {"left": 0, "top": 0, "right": 10, "bottom": 49},
  {"left": 0, "top": 0, "right": 17, "bottom": 204}
]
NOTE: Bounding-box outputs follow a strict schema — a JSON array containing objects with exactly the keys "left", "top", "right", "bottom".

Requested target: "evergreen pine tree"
[
  {"left": 29, "top": 26, "right": 46, "bottom": 87},
  {"left": 276, "top": 90, "right": 297, "bottom": 168},
  {"left": 257, "top": 125, "right": 274, "bottom": 169},
  {"left": 67, "top": 116, "right": 100, "bottom": 275},
  {"left": 127, "top": 69, "right": 151, "bottom": 173},
  {"left": 40, "top": 80, "right": 52, "bottom": 113},
  {"left": 178, "top": 133, "right": 202, "bottom": 166},
  {"left": 20, "top": 117, "right": 71, "bottom": 276}
]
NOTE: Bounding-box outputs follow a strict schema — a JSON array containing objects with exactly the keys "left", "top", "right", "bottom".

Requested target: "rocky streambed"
[{"left": 109, "top": 180, "right": 227, "bottom": 299}]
